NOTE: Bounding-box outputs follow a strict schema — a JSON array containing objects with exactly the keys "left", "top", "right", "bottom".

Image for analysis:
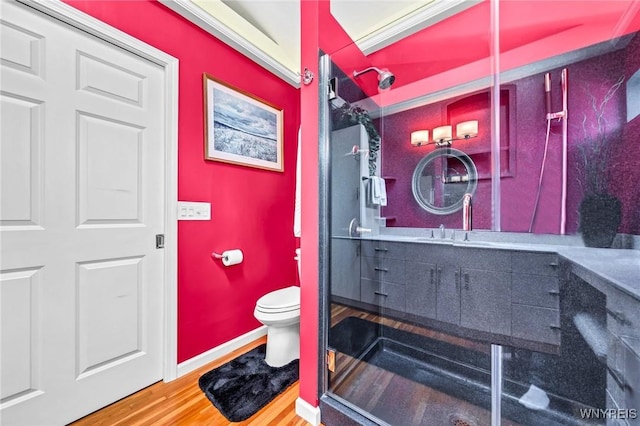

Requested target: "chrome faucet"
[
  {"left": 463, "top": 193, "right": 473, "bottom": 231},
  {"left": 439, "top": 224, "right": 445, "bottom": 239}
]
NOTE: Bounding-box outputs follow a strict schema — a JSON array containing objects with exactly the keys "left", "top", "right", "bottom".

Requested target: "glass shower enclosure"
[{"left": 318, "top": 1, "right": 640, "bottom": 425}]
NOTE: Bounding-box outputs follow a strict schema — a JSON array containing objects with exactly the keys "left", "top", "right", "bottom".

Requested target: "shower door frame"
[{"left": 316, "top": 46, "right": 508, "bottom": 424}]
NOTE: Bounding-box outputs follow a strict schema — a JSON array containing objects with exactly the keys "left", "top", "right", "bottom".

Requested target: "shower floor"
[{"left": 328, "top": 306, "right": 603, "bottom": 426}]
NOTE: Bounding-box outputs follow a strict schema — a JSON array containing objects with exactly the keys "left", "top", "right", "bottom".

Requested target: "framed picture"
[{"left": 203, "top": 73, "right": 284, "bottom": 172}]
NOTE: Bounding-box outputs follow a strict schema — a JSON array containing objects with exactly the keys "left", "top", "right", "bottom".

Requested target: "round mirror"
[{"left": 411, "top": 148, "right": 478, "bottom": 215}]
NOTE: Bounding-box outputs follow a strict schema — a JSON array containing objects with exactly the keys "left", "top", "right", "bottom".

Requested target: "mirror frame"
[{"left": 411, "top": 147, "right": 478, "bottom": 215}]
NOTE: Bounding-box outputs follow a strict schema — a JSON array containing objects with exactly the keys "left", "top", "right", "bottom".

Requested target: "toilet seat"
[{"left": 256, "top": 286, "right": 300, "bottom": 313}]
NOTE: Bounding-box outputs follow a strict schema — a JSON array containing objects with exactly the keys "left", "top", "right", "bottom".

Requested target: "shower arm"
[{"left": 353, "top": 67, "right": 382, "bottom": 78}]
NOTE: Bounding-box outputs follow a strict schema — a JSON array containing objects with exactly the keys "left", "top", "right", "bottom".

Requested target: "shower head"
[{"left": 353, "top": 66, "right": 396, "bottom": 89}]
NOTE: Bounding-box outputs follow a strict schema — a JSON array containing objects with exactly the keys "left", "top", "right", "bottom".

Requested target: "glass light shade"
[
  {"left": 456, "top": 120, "right": 479, "bottom": 138},
  {"left": 433, "top": 125, "right": 453, "bottom": 142},
  {"left": 411, "top": 130, "right": 429, "bottom": 146}
]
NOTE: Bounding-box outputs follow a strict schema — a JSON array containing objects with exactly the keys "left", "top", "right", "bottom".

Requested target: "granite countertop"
[
  {"left": 557, "top": 247, "right": 640, "bottom": 301},
  {"left": 354, "top": 233, "right": 640, "bottom": 301}
]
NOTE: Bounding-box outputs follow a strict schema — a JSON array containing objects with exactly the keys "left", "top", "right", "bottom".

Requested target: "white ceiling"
[{"left": 160, "top": 0, "right": 477, "bottom": 87}]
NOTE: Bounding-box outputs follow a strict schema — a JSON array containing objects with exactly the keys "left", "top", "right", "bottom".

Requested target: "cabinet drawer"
[
  {"left": 623, "top": 337, "right": 640, "bottom": 417},
  {"left": 511, "top": 304, "right": 560, "bottom": 345},
  {"left": 512, "top": 251, "right": 559, "bottom": 276},
  {"left": 360, "top": 278, "right": 405, "bottom": 312},
  {"left": 606, "top": 288, "right": 640, "bottom": 339},
  {"left": 361, "top": 240, "right": 406, "bottom": 260},
  {"left": 361, "top": 256, "right": 405, "bottom": 284},
  {"left": 511, "top": 274, "right": 559, "bottom": 308},
  {"left": 456, "top": 247, "right": 511, "bottom": 272},
  {"left": 407, "top": 242, "right": 452, "bottom": 263}
]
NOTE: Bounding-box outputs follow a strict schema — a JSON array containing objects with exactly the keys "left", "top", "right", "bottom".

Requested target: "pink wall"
[
  {"left": 380, "top": 45, "right": 635, "bottom": 235},
  {"left": 299, "top": 0, "right": 320, "bottom": 407},
  {"left": 65, "top": 0, "right": 300, "bottom": 363}
]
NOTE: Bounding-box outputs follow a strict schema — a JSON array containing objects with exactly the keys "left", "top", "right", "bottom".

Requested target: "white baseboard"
[
  {"left": 176, "top": 325, "right": 267, "bottom": 377},
  {"left": 295, "top": 397, "right": 321, "bottom": 426}
]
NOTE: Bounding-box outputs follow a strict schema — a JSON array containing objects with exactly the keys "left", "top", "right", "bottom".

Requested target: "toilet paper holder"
[{"left": 211, "top": 249, "right": 243, "bottom": 266}]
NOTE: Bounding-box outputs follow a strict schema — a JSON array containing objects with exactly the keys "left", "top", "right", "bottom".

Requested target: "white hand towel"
[
  {"left": 372, "top": 176, "right": 380, "bottom": 200},
  {"left": 378, "top": 177, "right": 387, "bottom": 206},
  {"left": 293, "top": 127, "right": 301, "bottom": 237},
  {"left": 369, "top": 177, "right": 387, "bottom": 206}
]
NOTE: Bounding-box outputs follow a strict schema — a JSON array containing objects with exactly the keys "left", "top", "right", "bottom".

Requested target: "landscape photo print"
[{"left": 204, "top": 73, "right": 283, "bottom": 172}]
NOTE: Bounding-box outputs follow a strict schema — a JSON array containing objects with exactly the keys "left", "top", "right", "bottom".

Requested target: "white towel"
[
  {"left": 370, "top": 176, "right": 387, "bottom": 206},
  {"left": 293, "top": 127, "right": 301, "bottom": 237},
  {"left": 518, "top": 384, "right": 550, "bottom": 411}
]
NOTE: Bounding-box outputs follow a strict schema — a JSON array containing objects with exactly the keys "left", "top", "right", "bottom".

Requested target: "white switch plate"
[{"left": 177, "top": 201, "right": 211, "bottom": 220}]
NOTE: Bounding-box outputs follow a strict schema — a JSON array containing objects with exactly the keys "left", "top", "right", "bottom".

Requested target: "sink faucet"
[
  {"left": 439, "top": 224, "right": 445, "bottom": 239},
  {"left": 463, "top": 193, "right": 473, "bottom": 231}
]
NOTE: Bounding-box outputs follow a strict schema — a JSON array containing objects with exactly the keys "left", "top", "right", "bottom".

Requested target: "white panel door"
[{"left": 0, "top": 1, "right": 165, "bottom": 424}]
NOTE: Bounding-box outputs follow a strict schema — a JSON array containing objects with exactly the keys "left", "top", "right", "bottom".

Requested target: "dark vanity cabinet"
[
  {"left": 330, "top": 238, "right": 361, "bottom": 301},
  {"left": 404, "top": 260, "right": 438, "bottom": 319},
  {"left": 605, "top": 286, "right": 640, "bottom": 420},
  {"left": 360, "top": 241, "right": 407, "bottom": 312},
  {"left": 457, "top": 248, "right": 512, "bottom": 336},
  {"left": 343, "top": 239, "right": 563, "bottom": 349},
  {"left": 405, "top": 243, "right": 455, "bottom": 322},
  {"left": 511, "top": 251, "right": 561, "bottom": 345}
]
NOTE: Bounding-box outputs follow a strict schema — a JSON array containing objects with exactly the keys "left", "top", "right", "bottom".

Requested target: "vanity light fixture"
[
  {"left": 411, "top": 120, "right": 479, "bottom": 147},
  {"left": 456, "top": 120, "right": 479, "bottom": 139},
  {"left": 410, "top": 130, "right": 429, "bottom": 146},
  {"left": 433, "top": 125, "right": 453, "bottom": 145}
]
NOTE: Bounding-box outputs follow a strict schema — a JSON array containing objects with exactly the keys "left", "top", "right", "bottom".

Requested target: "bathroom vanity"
[{"left": 327, "top": 233, "right": 640, "bottom": 425}]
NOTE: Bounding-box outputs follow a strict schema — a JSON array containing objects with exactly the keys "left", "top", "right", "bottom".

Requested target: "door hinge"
[
  {"left": 155, "top": 234, "right": 165, "bottom": 249},
  {"left": 327, "top": 349, "right": 336, "bottom": 373}
]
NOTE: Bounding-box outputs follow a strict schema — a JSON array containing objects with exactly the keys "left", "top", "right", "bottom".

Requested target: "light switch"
[{"left": 177, "top": 201, "right": 211, "bottom": 220}]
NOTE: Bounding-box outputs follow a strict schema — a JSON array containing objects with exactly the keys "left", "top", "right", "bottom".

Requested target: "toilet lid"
[{"left": 256, "top": 286, "right": 300, "bottom": 311}]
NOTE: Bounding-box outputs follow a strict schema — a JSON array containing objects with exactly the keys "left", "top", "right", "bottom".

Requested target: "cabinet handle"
[
  {"left": 455, "top": 271, "right": 459, "bottom": 290},
  {"left": 607, "top": 308, "right": 631, "bottom": 326},
  {"left": 549, "top": 325, "right": 561, "bottom": 330},
  {"left": 374, "top": 267, "right": 389, "bottom": 272},
  {"left": 437, "top": 267, "right": 442, "bottom": 286},
  {"left": 464, "top": 273, "right": 470, "bottom": 290},
  {"left": 607, "top": 366, "right": 631, "bottom": 390},
  {"left": 548, "top": 290, "right": 560, "bottom": 296},
  {"left": 374, "top": 291, "right": 389, "bottom": 297},
  {"left": 549, "top": 261, "right": 559, "bottom": 268},
  {"left": 374, "top": 247, "right": 388, "bottom": 252},
  {"left": 430, "top": 268, "right": 435, "bottom": 286}
]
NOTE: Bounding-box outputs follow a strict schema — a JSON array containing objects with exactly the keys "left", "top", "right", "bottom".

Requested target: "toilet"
[{"left": 253, "top": 249, "right": 301, "bottom": 367}]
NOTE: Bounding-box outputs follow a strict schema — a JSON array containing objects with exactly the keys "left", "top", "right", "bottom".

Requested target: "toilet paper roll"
[{"left": 222, "top": 249, "right": 243, "bottom": 266}]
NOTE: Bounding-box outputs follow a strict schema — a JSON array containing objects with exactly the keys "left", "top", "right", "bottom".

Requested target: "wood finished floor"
[
  {"left": 71, "top": 304, "right": 516, "bottom": 426},
  {"left": 70, "top": 336, "right": 313, "bottom": 426},
  {"left": 329, "top": 304, "right": 520, "bottom": 426}
]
